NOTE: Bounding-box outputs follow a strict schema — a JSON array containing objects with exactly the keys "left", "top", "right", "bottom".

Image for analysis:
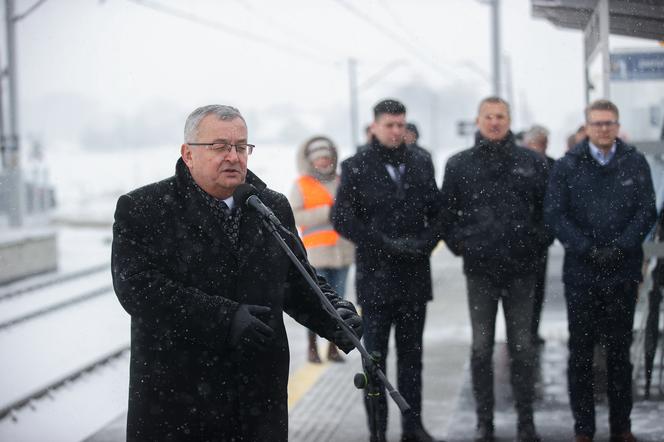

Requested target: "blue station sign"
[{"left": 610, "top": 51, "right": 664, "bottom": 81}]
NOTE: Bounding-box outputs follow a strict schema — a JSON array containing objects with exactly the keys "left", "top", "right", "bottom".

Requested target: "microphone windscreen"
[{"left": 233, "top": 183, "right": 259, "bottom": 206}]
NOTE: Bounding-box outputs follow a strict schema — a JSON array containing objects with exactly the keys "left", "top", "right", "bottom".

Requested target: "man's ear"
[{"left": 181, "top": 144, "right": 193, "bottom": 168}]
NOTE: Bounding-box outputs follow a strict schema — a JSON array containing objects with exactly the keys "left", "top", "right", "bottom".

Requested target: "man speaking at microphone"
[{"left": 112, "top": 104, "right": 362, "bottom": 442}]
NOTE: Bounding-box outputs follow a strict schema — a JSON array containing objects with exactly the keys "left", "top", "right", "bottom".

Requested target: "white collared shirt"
[
  {"left": 223, "top": 195, "right": 235, "bottom": 210},
  {"left": 385, "top": 164, "right": 406, "bottom": 183},
  {"left": 588, "top": 141, "right": 616, "bottom": 166}
]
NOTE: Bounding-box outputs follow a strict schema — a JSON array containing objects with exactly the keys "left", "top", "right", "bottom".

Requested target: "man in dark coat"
[
  {"left": 544, "top": 99, "right": 656, "bottom": 442},
  {"left": 404, "top": 122, "right": 432, "bottom": 161},
  {"left": 112, "top": 105, "right": 362, "bottom": 442},
  {"left": 332, "top": 99, "right": 441, "bottom": 442},
  {"left": 523, "top": 124, "right": 556, "bottom": 346},
  {"left": 440, "top": 97, "right": 549, "bottom": 442}
]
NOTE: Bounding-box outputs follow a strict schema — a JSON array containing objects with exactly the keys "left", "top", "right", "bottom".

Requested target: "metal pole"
[
  {"left": 4, "top": 0, "right": 23, "bottom": 226},
  {"left": 491, "top": 0, "right": 501, "bottom": 97},
  {"left": 598, "top": 0, "right": 610, "bottom": 99},
  {"left": 0, "top": 43, "right": 5, "bottom": 169},
  {"left": 584, "top": 55, "right": 590, "bottom": 106},
  {"left": 429, "top": 94, "right": 438, "bottom": 157},
  {"left": 348, "top": 58, "right": 359, "bottom": 150},
  {"left": 504, "top": 54, "right": 514, "bottom": 123}
]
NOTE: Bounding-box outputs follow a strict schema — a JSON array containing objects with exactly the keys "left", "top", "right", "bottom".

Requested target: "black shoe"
[
  {"left": 609, "top": 432, "right": 637, "bottom": 442},
  {"left": 517, "top": 421, "right": 541, "bottom": 442},
  {"left": 474, "top": 422, "right": 495, "bottom": 442},
  {"left": 400, "top": 426, "right": 443, "bottom": 442}
]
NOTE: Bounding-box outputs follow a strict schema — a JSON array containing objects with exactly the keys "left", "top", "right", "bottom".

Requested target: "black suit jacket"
[{"left": 332, "top": 141, "right": 440, "bottom": 307}]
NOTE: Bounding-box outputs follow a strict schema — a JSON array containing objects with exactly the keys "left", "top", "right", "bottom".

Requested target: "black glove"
[
  {"left": 229, "top": 304, "right": 275, "bottom": 351},
  {"left": 589, "top": 245, "right": 624, "bottom": 268},
  {"left": 382, "top": 235, "right": 429, "bottom": 258},
  {"left": 334, "top": 307, "right": 363, "bottom": 354}
]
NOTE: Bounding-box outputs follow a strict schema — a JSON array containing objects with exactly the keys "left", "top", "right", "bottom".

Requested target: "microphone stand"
[{"left": 256, "top": 214, "right": 411, "bottom": 435}]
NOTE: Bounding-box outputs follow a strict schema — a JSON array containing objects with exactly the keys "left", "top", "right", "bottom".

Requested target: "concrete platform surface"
[{"left": 87, "top": 244, "right": 664, "bottom": 442}]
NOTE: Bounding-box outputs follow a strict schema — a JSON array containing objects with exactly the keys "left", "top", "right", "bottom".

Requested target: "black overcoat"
[
  {"left": 112, "top": 159, "right": 357, "bottom": 441},
  {"left": 544, "top": 139, "right": 656, "bottom": 287},
  {"left": 440, "top": 133, "right": 551, "bottom": 284},
  {"left": 331, "top": 141, "right": 440, "bottom": 308}
]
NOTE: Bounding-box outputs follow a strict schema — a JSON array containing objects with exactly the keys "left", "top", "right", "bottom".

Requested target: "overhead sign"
[
  {"left": 456, "top": 120, "right": 476, "bottom": 137},
  {"left": 610, "top": 52, "right": 664, "bottom": 81}
]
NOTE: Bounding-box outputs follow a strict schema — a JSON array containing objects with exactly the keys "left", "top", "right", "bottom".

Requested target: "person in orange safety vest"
[{"left": 289, "top": 136, "right": 355, "bottom": 363}]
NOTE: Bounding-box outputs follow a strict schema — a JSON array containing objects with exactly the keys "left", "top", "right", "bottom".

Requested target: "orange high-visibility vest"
[{"left": 296, "top": 175, "right": 340, "bottom": 249}]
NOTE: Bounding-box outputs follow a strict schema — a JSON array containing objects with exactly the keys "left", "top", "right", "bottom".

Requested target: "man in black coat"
[
  {"left": 332, "top": 99, "right": 441, "bottom": 442},
  {"left": 440, "top": 97, "right": 549, "bottom": 442},
  {"left": 112, "top": 105, "right": 362, "bottom": 442},
  {"left": 544, "top": 99, "right": 656, "bottom": 442},
  {"left": 523, "top": 124, "right": 556, "bottom": 346},
  {"left": 404, "top": 122, "right": 432, "bottom": 161}
]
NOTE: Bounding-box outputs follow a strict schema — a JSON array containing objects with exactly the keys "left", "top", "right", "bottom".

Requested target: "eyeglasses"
[
  {"left": 187, "top": 142, "right": 255, "bottom": 155},
  {"left": 587, "top": 120, "right": 619, "bottom": 129}
]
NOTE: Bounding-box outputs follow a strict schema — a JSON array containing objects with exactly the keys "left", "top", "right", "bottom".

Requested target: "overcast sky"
[{"left": 7, "top": 0, "right": 659, "bottom": 158}]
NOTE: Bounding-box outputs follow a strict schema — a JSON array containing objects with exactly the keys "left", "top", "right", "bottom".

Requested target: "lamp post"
[
  {"left": 477, "top": 0, "right": 502, "bottom": 97},
  {"left": 3, "top": 0, "right": 24, "bottom": 227},
  {"left": 348, "top": 58, "right": 359, "bottom": 150}
]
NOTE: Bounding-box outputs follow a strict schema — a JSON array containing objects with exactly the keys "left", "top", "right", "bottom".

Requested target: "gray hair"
[
  {"left": 477, "top": 96, "right": 511, "bottom": 117},
  {"left": 183, "top": 105, "right": 246, "bottom": 142},
  {"left": 524, "top": 125, "right": 549, "bottom": 144}
]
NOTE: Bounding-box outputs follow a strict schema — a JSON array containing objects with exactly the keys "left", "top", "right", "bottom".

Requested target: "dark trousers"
[
  {"left": 466, "top": 273, "right": 537, "bottom": 426},
  {"left": 565, "top": 282, "right": 637, "bottom": 437},
  {"left": 361, "top": 301, "right": 427, "bottom": 434},
  {"left": 530, "top": 251, "right": 548, "bottom": 338},
  {"left": 317, "top": 267, "right": 349, "bottom": 298}
]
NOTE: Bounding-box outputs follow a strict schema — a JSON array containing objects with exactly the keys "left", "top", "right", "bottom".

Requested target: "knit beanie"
[{"left": 306, "top": 139, "right": 334, "bottom": 162}]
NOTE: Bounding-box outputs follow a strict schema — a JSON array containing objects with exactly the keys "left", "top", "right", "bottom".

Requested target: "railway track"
[
  {"left": 0, "top": 266, "right": 130, "bottom": 440},
  {"left": 0, "top": 263, "right": 109, "bottom": 302},
  {"left": 0, "top": 345, "right": 129, "bottom": 421},
  {"left": 0, "top": 265, "right": 112, "bottom": 331}
]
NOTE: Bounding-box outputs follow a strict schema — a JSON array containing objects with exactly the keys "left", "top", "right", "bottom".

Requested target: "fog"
[{"left": 11, "top": 0, "right": 655, "bottom": 163}]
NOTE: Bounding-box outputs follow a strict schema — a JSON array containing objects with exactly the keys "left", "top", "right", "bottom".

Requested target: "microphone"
[{"left": 233, "top": 183, "right": 283, "bottom": 227}]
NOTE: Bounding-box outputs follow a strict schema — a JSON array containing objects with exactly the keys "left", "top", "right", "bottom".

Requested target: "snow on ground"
[
  {"left": 0, "top": 271, "right": 111, "bottom": 325},
  {"left": 0, "top": 293, "right": 129, "bottom": 411},
  {"left": 0, "top": 351, "right": 130, "bottom": 442}
]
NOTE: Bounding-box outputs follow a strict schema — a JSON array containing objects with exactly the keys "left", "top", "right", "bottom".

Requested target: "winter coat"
[
  {"left": 331, "top": 139, "right": 441, "bottom": 308},
  {"left": 112, "top": 158, "right": 358, "bottom": 442},
  {"left": 544, "top": 139, "right": 656, "bottom": 287},
  {"left": 288, "top": 138, "right": 354, "bottom": 269},
  {"left": 440, "top": 132, "right": 551, "bottom": 285}
]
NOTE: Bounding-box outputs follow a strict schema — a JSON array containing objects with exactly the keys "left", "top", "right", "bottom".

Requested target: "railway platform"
[
  {"left": 1, "top": 227, "right": 662, "bottom": 441},
  {"left": 87, "top": 242, "right": 664, "bottom": 442}
]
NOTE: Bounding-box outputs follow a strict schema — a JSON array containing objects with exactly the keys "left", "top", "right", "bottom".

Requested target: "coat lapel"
[
  {"left": 175, "top": 159, "right": 239, "bottom": 260},
  {"left": 367, "top": 148, "right": 399, "bottom": 191},
  {"left": 181, "top": 190, "right": 240, "bottom": 260},
  {"left": 236, "top": 207, "right": 266, "bottom": 269},
  {"left": 236, "top": 170, "right": 271, "bottom": 269}
]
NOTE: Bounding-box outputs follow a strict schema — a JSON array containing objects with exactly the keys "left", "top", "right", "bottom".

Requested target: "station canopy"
[{"left": 531, "top": 0, "right": 664, "bottom": 41}]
